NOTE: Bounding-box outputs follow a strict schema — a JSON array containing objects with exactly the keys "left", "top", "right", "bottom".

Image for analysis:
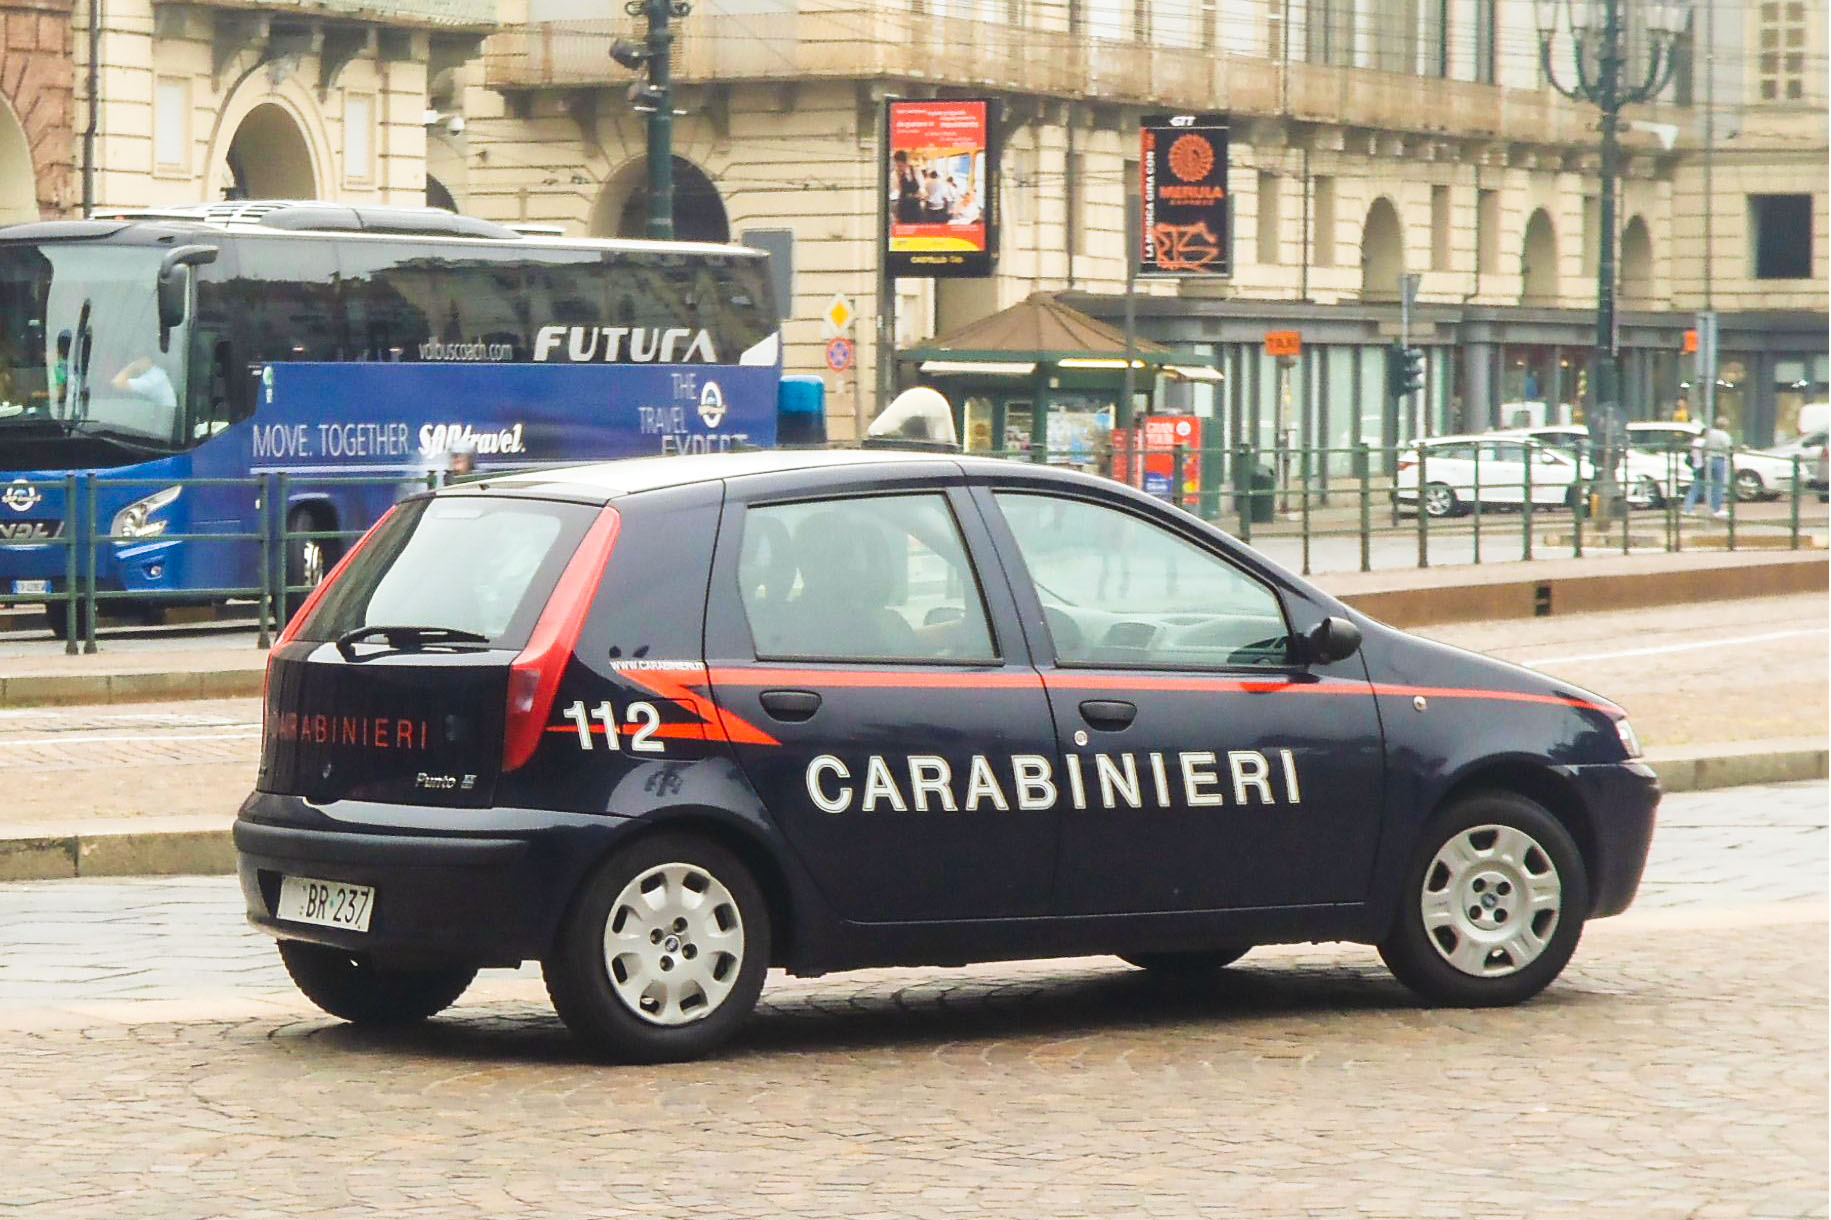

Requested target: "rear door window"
[
  {"left": 736, "top": 493, "right": 997, "bottom": 663},
  {"left": 293, "top": 495, "right": 598, "bottom": 649}
]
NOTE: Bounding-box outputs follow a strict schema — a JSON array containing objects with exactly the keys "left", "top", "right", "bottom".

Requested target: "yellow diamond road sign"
[{"left": 824, "top": 294, "right": 853, "bottom": 335}]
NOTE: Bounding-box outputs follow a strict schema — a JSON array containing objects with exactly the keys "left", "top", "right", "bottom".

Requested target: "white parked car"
[
  {"left": 1625, "top": 422, "right": 1799, "bottom": 501},
  {"left": 1498, "top": 426, "right": 1674, "bottom": 508},
  {"left": 1395, "top": 434, "right": 1586, "bottom": 518}
]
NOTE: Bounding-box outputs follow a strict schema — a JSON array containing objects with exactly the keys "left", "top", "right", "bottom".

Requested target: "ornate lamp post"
[{"left": 1533, "top": 0, "right": 1690, "bottom": 514}]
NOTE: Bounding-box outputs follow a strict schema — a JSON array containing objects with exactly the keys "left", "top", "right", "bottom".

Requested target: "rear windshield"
[{"left": 293, "top": 495, "right": 598, "bottom": 649}]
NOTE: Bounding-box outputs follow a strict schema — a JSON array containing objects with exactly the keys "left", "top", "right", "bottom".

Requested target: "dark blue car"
[{"left": 236, "top": 449, "right": 1659, "bottom": 1062}]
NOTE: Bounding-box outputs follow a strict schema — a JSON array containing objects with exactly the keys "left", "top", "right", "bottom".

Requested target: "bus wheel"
[
  {"left": 284, "top": 506, "right": 335, "bottom": 621},
  {"left": 44, "top": 600, "right": 90, "bottom": 641}
]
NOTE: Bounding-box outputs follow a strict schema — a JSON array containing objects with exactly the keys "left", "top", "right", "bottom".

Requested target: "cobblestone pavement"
[{"left": 0, "top": 783, "right": 1823, "bottom": 1218}]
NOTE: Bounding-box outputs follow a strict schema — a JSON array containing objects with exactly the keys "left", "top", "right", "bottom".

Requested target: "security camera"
[{"left": 445, "top": 114, "right": 466, "bottom": 136}]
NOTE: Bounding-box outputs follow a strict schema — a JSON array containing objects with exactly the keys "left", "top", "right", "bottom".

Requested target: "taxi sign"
[{"left": 1264, "top": 331, "right": 1301, "bottom": 359}]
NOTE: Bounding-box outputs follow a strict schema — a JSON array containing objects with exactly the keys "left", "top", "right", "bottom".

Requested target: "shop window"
[{"left": 1749, "top": 194, "right": 1813, "bottom": 279}]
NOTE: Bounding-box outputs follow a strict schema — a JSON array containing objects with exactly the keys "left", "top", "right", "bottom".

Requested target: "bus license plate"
[
  {"left": 11, "top": 580, "right": 49, "bottom": 595},
  {"left": 276, "top": 876, "right": 375, "bottom": 933}
]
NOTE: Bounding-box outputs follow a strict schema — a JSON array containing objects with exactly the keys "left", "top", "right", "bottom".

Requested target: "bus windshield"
[{"left": 0, "top": 242, "right": 187, "bottom": 453}]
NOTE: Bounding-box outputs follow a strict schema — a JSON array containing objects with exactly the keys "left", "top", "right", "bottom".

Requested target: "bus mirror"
[{"left": 156, "top": 245, "right": 220, "bottom": 346}]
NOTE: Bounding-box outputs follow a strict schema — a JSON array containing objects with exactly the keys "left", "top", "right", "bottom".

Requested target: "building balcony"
[
  {"left": 155, "top": 0, "right": 497, "bottom": 32},
  {"left": 484, "top": 5, "right": 1593, "bottom": 147}
]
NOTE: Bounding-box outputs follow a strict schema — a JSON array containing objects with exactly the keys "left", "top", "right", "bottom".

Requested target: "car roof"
[{"left": 466, "top": 447, "right": 974, "bottom": 503}]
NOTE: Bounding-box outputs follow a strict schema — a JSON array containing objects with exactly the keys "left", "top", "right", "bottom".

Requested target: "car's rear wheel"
[
  {"left": 544, "top": 831, "right": 769, "bottom": 1063},
  {"left": 1734, "top": 469, "right": 1765, "bottom": 501},
  {"left": 1120, "top": 946, "right": 1251, "bottom": 974},
  {"left": 1379, "top": 791, "right": 1588, "bottom": 1007},
  {"left": 277, "top": 940, "right": 476, "bottom": 1025},
  {"left": 1627, "top": 475, "right": 1662, "bottom": 509},
  {"left": 1422, "top": 482, "right": 1459, "bottom": 518}
]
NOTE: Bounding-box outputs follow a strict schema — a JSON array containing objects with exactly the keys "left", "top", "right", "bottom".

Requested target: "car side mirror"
[{"left": 1303, "top": 615, "right": 1362, "bottom": 665}]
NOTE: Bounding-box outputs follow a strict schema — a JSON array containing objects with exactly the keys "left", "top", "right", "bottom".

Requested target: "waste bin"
[{"left": 1234, "top": 468, "right": 1276, "bottom": 524}]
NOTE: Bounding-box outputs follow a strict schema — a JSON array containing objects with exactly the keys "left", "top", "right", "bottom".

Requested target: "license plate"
[
  {"left": 276, "top": 875, "right": 375, "bottom": 933},
  {"left": 10, "top": 579, "right": 49, "bottom": 595}
]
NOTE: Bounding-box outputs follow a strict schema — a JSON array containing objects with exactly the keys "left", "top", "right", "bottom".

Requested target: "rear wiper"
[{"left": 334, "top": 625, "right": 490, "bottom": 659}]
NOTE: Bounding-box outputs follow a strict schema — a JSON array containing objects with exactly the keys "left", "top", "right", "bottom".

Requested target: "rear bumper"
[
  {"left": 235, "top": 792, "right": 629, "bottom": 969},
  {"left": 1567, "top": 760, "right": 1661, "bottom": 919}
]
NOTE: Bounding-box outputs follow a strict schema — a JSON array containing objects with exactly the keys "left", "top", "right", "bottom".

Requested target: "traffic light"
[{"left": 1385, "top": 342, "right": 1425, "bottom": 399}]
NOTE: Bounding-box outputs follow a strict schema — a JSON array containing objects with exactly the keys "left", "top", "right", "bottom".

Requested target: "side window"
[
  {"left": 736, "top": 493, "right": 997, "bottom": 663},
  {"left": 1431, "top": 443, "right": 1475, "bottom": 462},
  {"left": 1481, "top": 442, "right": 1527, "bottom": 465},
  {"left": 994, "top": 492, "right": 1290, "bottom": 669}
]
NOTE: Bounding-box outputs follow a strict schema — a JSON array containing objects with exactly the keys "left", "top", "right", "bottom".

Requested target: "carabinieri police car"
[{"left": 236, "top": 448, "right": 1659, "bottom": 1063}]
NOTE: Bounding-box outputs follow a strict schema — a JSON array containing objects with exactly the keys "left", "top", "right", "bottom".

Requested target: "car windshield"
[{"left": 0, "top": 242, "right": 187, "bottom": 450}]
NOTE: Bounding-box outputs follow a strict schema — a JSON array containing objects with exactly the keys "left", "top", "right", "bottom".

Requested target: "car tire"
[
  {"left": 1378, "top": 791, "right": 1589, "bottom": 1008},
  {"left": 1628, "top": 475, "right": 1662, "bottom": 509},
  {"left": 543, "top": 831, "right": 769, "bottom": 1063},
  {"left": 43, "top": 599, "right": 90, "bottom": 641},
  {"left": 1422, "top": 483, "right": 1459, "bottom": 518},
  {"left": 277, "top": 940, "right": 476, "bottom": 1025},
  {"left": 1120, "top": 946, "right": 1251, "bottom": 974},
  {"left": 1734, "top": 470, "right": 1764, "bottom": 502}
]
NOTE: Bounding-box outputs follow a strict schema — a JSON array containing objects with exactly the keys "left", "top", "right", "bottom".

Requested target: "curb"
[
  {"left": 1, "top": 746, "right": 1822, "bottom": 884},
  {"left": 0, "top": 668, "right": 263, "bottom": 707}
]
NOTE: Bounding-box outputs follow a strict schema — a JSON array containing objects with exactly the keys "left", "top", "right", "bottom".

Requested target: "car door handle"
[
  {"left": 758, "top": 689, "right": 822, "bottom": 722},
  {"left": 1079, "top": 699, "right": 1137, "bottom": 731}
]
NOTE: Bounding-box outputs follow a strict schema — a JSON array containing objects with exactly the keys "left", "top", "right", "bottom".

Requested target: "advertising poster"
[
  {"left": 1139, "top": 114, "right": 1231, "bottom": 277},
  {"left": 887, "top": 99, "right": 997, "bottom": 278},
  {"left": 1111, "top": 415, "right": 1203, "bottom": 506}
]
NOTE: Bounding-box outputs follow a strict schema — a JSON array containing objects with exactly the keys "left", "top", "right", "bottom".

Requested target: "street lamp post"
[
  {"left": 612, "top": 0, "right": 691, "bottom": 240},
  {"left": 1534, "top": 0, "right": 1689, "bottom": 516}
]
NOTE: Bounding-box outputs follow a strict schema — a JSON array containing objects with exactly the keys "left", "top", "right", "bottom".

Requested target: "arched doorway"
[
  {"left": 1359, "top": 197, "right": 1404, "bottom": 300},
  {"left": 427, "top": 175, "right": 458, "bottom": 213},
  {"left": 1619, "top": 216, "right": 1653, "bottom": 306},
  {"left": 589, "top": 157, "right": 730, "bottom": 242},
  {"left": 221, "top": 103, "right": 317, "bottom": 200},
  {"left": 0, "top": 93, "right": 38, "bottom": 223},
  {"left": 1520, "top": 209, "right": 1559, "bottom": 304}
]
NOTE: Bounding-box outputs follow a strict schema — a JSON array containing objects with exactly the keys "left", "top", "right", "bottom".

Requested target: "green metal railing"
[{"left": 0, "top": 451, "right": 1821, "bottom": 651}]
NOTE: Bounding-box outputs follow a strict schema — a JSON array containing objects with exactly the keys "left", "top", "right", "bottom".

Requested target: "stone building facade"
[
  {"left": 454, "top": 0, "right": 1827, "bottom": 444},
  {"left": 0, "top": 0, "right": 75, "bottom": 221}
]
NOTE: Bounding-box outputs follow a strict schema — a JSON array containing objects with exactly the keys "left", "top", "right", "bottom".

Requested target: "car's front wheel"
[
  {"left": 1734, "top": 469, "right": 1765, "bottom": 501},
  {"left": 1120, "top": 946, "right": 1251, "bottom": 974},
  {"left": 278, "top": 941, "right": 476, "bottom": 1025},
  {"left": 544, "top": 831, "right": 769, "bottom": 1063},
  {"left": 1422, "top": 482, "right": 1460, "bottom": 518},
  {"left": 1379, "top": 791, "right": 1588, "bottom": 1007},
  {"left": 1627, "top": 475, "right": 1662, "bottom": 509}
]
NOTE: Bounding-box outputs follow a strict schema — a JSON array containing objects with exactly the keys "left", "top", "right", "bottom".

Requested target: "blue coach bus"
[{"left": 0, "top": 202, "right": 787, "bottom": 635}]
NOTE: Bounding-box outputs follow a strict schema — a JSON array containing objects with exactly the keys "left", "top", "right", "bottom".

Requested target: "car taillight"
[
  {"left": 502, "top": 505, "right": 622, "bottom": 772},
  {"left": 1397, "top": 456, "right": 1417, "bottom": 471}
]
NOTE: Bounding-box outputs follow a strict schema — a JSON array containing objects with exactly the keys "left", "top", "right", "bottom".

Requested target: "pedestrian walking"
[{"left": 1682, "top": 421, "right": 1733, "bottom": 516}]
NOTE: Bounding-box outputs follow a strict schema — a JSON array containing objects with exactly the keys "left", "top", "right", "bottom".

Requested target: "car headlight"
[
  {"left": 110, "top": 485, "right": 181, "bottom": 539},
  {"left": 1614, "top": 717, "right": 1642, "bottom": 760}
]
